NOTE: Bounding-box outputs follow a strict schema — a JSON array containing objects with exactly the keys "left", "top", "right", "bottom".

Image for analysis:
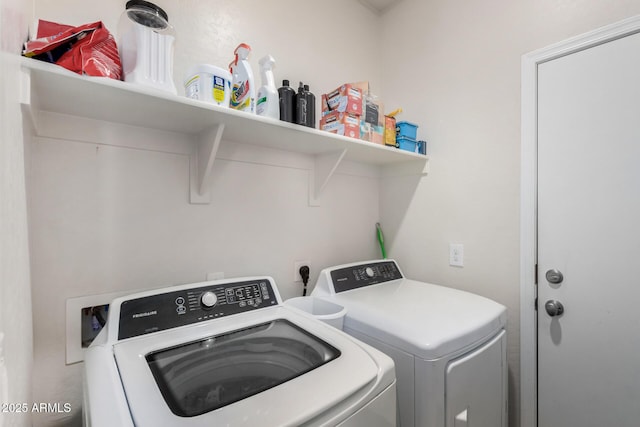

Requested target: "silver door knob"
[
  {"left": 545, "top": 300, "right": 564, "bottom": 317},
  {"left": 545, "top": 269, "right": 564, "bottom": 284}
]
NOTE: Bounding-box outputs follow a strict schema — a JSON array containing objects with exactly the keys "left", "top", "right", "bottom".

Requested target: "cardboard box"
[
  {"left": 384, "top": 115, "right": 397, "bottom": 146},
  {"left": 321, "top": 84, "right": 363, "bottom": 116},
  {"left": 320, "top": 111, "right": 360, "bottom": 139},
  {"left": 360, "top": 121, "right": 384, "bottom": 145},
  {"left": 350, "top": 81, "right": 369, "bottom": 96}
]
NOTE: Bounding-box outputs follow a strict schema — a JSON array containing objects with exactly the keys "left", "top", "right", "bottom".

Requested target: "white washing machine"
[
  {"left": 83, "top": 276, "right": 396, "bottom": 427},
  {"left": 312, "top": 260, "right": 507, "bottom": 427}
]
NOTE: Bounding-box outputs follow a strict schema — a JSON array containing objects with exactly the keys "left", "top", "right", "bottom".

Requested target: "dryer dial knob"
[
  {"left": 201, "top": 291, "right": 218, "bottom": 308},
  {"left": 365, "top": 267, "right": 375, "bottom": 278}
]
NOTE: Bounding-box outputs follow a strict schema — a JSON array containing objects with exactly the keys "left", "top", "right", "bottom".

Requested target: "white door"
[{"left": 537, "top": 31, "right": 640, "bottom": 426}]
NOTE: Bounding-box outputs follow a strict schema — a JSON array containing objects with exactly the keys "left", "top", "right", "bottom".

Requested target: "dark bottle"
[
  {"left": 278, "top": 79, "right": 296, "bottom": 123},
  {"left": 295, "top": 81, "right": 308, "bottom": 126},
  {"left": 304, "top": 84, "right": 316, "bottom": 128}
]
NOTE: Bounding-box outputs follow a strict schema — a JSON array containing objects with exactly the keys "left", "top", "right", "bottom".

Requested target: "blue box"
[
  {"left": 418, "top": 140, "right": 427, "bottom": 155},
  {"left": 396, "top": 136, "right": 418, "bottom": 153},
  {"left": 396, "top": 137, "right": 427, "bottom": 155},
  {"left": 396, "top": 121, "right": 418, "bottom": 139}
]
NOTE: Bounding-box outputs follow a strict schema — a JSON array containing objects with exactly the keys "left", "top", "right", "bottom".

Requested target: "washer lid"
[
  {"left": 113, "top": 306, "right": 394, "bottom": 426},
  {"left": 324, "top": 278, "right": 507, "bottom": 360},
  {"left": 145, "top": 319, "right": 340, "bottom": 417}
]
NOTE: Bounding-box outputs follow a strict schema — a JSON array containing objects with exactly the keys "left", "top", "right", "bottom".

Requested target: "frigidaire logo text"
[{"left": 132, "top": 310, "right": 157, "bottom": 319}]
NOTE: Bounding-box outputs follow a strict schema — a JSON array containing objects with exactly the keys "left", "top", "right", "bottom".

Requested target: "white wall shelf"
[
  {"left": 357, "top": 0, "right": 403, "bottom": 14},
  {"left": 20, "top": 58, "right": 428, "bottom": 204}
]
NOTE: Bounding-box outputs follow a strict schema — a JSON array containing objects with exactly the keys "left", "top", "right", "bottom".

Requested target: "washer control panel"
[
  {"left": 118, "top": 278, "right": 277, "bottom": 340},
  {"left": 330, "top": 261, "right": 403, "bottom": 293}
]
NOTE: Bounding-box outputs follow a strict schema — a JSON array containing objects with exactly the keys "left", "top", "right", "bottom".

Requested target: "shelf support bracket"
[
  {"left": 19, "top": 65, "right": 41, "bottom": 135},
  {"left": 309, "top": 148, "right": 348, "bottom": 207},
  {"left": 382, "top": 157, "right": 430, "bottom": 177},
  {"left": 190, "top": 123, "right": 225, "bottom": 204}
]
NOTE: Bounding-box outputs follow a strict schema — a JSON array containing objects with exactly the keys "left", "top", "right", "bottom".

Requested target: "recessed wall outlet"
[
  {"left": 81, "top": 304, "right": 109, "bottom": 348},
  {"left": 294, "top": 260, "right": 312, "bottom": 282},
  {"left": 449, "top": 244, "right": 464, "bottom": 267},
  {"left": 206, "top": 272, "right": 224, "bottom": 281},
  {"left": 66, "top": 290, "right": 139, "bottom": 365}
]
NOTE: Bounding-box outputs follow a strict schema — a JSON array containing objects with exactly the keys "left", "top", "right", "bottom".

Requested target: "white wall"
[
  {"left": 26, "top": 1, "right": 382, "bottom": 426},
  {"left": 0, "top": 0, "right": 34, "bottom": 426},
  {"left": 379, "top": 1, "right": 640, "bottom": 426},
  {"left": 23, "top": 1, "right": 640, "bottom": 426}
]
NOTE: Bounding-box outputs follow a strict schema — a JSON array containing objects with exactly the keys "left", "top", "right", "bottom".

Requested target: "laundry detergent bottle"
[
  {"left": 230, "top": 43, "right": 255, "bottom": 113},
  {"left": 228, "top": 58, "right": 237, "bottom": 87},
  {"left": 256, "top": 54, "right": 279, "bottom": 119}
]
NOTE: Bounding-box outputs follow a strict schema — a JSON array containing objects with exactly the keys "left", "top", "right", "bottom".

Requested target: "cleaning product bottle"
[
  {"left": 228, "top": 58, "right": 238, "bottom": 105},
  {"left": 295, "top": 82, "right": 307, "bottom": 126},
  {"left": 230, "top": 43, "right": 255, "bottom": 113},
  {"left": 256, "top": 55, "right": 279, "bottom": 119},
  {"left": 228, "top": 58, "right": 237, "bottom": 82},
  {"left": 303, "top": 84, "right": 316, "bottom": 128},
  {"left": 278, "top": 79, "right": 296, "bottom": 123}
]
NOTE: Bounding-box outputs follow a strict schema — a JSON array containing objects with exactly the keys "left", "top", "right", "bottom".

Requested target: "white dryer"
[
  {"left": 312, "top": 260, "right": 507, "bottom": 427},
  {"left": 83, "top": 276, "right": 396, "bottom": 427}
]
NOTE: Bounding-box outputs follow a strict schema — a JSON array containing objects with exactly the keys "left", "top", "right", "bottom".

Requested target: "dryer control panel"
[
  {"left": 118, "top": 278, "right": 278, "bottom": 340},
  {"left": 330, "top": 261, "right": 403, "bottom": 293}
]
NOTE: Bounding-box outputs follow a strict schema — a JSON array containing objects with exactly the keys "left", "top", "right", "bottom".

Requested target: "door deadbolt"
[
  {"left": 545, "top": 269, "right": 564, "bottom": 284},
  {"left": 544, "top": 300, "right": 564, "bottom": 317}
]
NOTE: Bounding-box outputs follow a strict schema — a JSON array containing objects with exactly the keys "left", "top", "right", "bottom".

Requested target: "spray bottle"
[
  {"left": 228, "top": 59, "right": 237, "bottom": 83},
  {"left": 230, "top": 43, "right": 255, "bottom": 113},
  {"left": 256, "top": 55, "right": 279, "bottom": 119}
]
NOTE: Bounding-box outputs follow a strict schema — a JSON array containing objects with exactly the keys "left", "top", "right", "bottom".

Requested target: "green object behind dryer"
[{"left": 376, "top": 222, "right": 387, "bottom": 259}]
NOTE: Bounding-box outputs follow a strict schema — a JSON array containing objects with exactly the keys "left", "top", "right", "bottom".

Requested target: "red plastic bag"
[{"left": 23, "top": 20, "right": 122, "bottom": 80}]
